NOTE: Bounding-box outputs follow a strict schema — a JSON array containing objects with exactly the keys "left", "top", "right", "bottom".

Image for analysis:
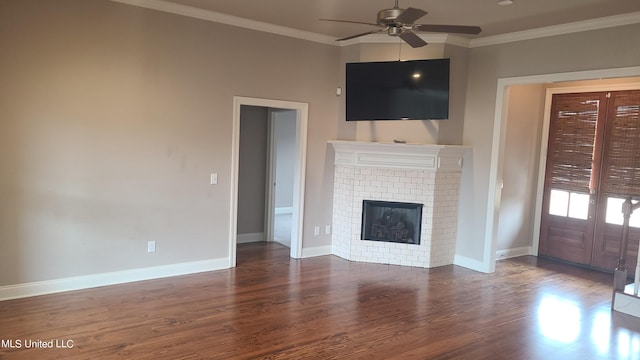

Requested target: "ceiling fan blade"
[
  {"left": 414, "top": 24, "right": 482, "bottom": 35},
  {"left": 399, "top": 31, "right": 427, "bottom": 48},
  {"left": 319, "top": 18, "right": 379, "bottom": 27},
  {"left": 396, "top": 7, "right": 427, "bottom": 24},
  {"left": 337, "top": 29, "right": 385, "bottom": 41}
]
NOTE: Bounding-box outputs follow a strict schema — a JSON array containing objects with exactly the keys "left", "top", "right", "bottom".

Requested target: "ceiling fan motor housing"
[{"left": 377, "top": 8, "right": 404, "bottom": 26}]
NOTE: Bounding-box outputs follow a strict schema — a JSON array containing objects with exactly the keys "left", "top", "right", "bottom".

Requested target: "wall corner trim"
[
  {"left": 496, "top": 246, "right": 534, "bottom": 260},
  {"left": 453, "top": 254, "right": 493, "bottom": 273},
  {"left": 0, "top": 258, "right": 229, "bottom": 301},
  {"left": 301, "top": 245, "right": 332, "bottom": 258}
]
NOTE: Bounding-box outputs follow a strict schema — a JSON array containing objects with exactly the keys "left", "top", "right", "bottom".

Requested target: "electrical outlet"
[
  {"left": 147, "top": 241, "right": 156, "bottom": 253},
  {"left": 325, "top": 225, "right": 331, "bottom": 235},
  {"left": 314, "top": 226, "right": 320, "bottom": 236}
]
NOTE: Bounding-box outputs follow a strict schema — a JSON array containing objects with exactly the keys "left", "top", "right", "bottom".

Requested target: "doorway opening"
[
  {"left": 230, "top": 97, "right": 308, "bottom": 267},
  {"left": 483, "top": 66, "right": 640, "bottom": 274}
]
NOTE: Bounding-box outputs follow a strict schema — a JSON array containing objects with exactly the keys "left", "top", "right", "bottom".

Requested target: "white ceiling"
[{"left": 161, "top": 0, "right": 640, "bottom": 38}]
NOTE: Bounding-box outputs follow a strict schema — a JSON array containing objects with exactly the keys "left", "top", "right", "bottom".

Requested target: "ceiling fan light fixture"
[
  {"left": 388, "top": 27, "right": 401, "bottom": 36},
  {"left": 497, "top": 0, "right": 514, "bottom": 6}
]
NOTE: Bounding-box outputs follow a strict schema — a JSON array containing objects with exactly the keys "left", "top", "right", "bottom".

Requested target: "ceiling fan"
[{"left": 320, "top": 0, "right": 481, "bottom": 48}]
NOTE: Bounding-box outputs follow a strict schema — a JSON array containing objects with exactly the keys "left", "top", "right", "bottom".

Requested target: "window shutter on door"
[
  {"left": 601, "top": 90, "right": 640, "bottom": 197},
  {"left": 546, "top": 93, "right": 602, "bottom": 193}
]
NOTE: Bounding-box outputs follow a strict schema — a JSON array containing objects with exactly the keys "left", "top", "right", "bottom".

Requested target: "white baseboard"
[
  {"left": 496, "top": 246, "right": 533, "bottom": 260},
  {"left": 275, "top": 207, "right": 293, "bottom": 215},
  {"left": 273, "top": 239, "right": 291, "bottom": 248},
  {"left": 0, "top": 258, "right": 229, "bottom": 301},
  {"left": 237, "top": 232, "right": 264, "bottom": 243},
  {"left": 454, "top": 254, "right": 491, "bottom": 273},
  {"left": 301, "top": 245, "right": 332, "bottom": 258}
]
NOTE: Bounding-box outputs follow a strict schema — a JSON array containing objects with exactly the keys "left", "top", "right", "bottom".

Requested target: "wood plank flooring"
[{"left": 1, "top": 242, "right": 639, "bottom": 359}]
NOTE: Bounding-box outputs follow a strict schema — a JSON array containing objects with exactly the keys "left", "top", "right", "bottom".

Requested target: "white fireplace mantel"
[
  {"left": 329, "top": 140, "right": 470, "bottom": 268},
  {"left": 328, "top": 140, "right": 470, "bottom": 171}
]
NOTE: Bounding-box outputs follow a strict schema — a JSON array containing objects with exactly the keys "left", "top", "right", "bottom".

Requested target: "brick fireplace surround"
[{"left": 329, "top": 141, "right": 470, "bottom": 268}]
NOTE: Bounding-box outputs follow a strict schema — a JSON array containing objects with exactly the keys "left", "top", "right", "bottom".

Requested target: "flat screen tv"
[{"left": 346, "top": 58, "right": 450, "bottom": 121}]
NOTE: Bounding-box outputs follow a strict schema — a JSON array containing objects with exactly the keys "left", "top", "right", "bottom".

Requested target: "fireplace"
[
  {"left": 361, "top": 200, "right": 423, "bottom": 244},
  {"left": 329, "top": 141, "right": 469, "bottom": 268}
]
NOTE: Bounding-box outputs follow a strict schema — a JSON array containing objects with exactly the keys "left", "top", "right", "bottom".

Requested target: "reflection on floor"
[
  {"left": 1, "top": 243, "right": 640, "bottom": 358},
  {"left": 273, "top": 213, "right": 291, "bottom": 248}
]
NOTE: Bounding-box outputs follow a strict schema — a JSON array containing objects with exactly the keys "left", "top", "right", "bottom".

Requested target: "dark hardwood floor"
[{"left": 1, "top": 242, "right": 639, "bottom": 359}]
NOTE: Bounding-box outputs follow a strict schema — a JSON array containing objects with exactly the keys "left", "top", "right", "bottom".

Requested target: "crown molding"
[
  {"left": 470, "top": 11, "right": 640, "bottom": 48},
  {"left": 109, "top": 0, "right": 640, "bottom": 49},
  {"left": 441, "top": 34, "right": 473, "bottom": 48},
  {"left": 109, "top": 0, "right": 336, "bottom": 45}
]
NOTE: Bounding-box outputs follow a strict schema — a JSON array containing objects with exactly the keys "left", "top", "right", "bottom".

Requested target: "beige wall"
[
  {"left": 496, "top": 84, "right": 545, "bottom": 252},
  {"left": 0, "top": 0, "right": 340, "bottom": 285},
  {"left": 439, "top": 44, "right": 470, "bottom": 145},
  {"left": 458, "top": 24, "right": 640, "bottom": 264}
]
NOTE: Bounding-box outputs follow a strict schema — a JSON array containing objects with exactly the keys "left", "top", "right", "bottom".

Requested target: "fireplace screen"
[{"left": 361, "top": 200, "right": 423, "bottom": 244}]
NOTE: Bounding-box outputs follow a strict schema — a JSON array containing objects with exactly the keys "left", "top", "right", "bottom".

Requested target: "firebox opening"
[{"left": 361, "top": 200, "right": 423, "bottom": 245}]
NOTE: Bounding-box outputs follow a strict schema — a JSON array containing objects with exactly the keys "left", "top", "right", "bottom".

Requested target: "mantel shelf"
[{"left": 329, "top": 140, "right": 471, "bottom": 171}]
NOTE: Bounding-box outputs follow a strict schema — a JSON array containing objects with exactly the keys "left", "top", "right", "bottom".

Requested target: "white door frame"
[
  {"left": 229, "top": 96, "right": 308, "bottom": 267},
  {"left": 483, "top": 66, "right": 640, "bottom": 273},
  {"left": 264, "top": 110, "right": 277, "bottom": 244}
]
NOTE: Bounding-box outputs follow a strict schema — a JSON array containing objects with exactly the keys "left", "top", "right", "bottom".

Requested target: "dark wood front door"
[
  {"left": 591, "top": 90, "right": 640, "bottom": 270},
  {"left": 539, "top": 90, "right": 640, "bottom": 272}
]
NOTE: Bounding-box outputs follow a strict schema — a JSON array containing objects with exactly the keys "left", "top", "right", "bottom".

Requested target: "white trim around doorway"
[{"left": 230, "top": 96, "right": 308, "bottom": 267}]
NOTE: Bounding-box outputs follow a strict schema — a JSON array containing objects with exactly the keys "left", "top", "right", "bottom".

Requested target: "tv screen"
[{"left": 346, "top": 58, "right": 450, "bottom": 121}]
